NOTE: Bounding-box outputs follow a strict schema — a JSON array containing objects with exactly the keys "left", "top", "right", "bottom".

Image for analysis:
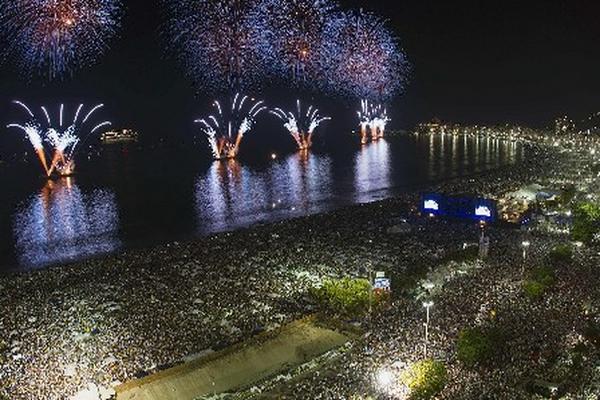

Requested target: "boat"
[{"left": 101, "top": 129, "right": 139, "bottom": 144}]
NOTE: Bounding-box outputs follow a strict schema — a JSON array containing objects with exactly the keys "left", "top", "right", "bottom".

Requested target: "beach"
[{"left": 2, "top": 139, "right": 596, "bottom": 399}]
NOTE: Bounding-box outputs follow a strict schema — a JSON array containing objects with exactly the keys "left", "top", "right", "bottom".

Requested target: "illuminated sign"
[
  {"left": 420, "top": 193, "right": 497, "bottom": 222},
  {"left": 423, "top": 199, "right": 439, "bottom": 211},
  {"left": 374, "top": 277, "right": 391, "bottom": 291},
  {"left": 475, "top": 205, "right": 492, "bottom": 218}
]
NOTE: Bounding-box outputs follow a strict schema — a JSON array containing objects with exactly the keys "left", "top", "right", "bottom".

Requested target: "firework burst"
[
  {"left": 0, "top": 0, "right": 124, "bottom": 80},
  {"left": 271, "top": 100, "right": 330, "bottom": 150},
  {"left": 8, "top": 101, "right": 111, "bottom": 176},
  {"left": 357, "top": 100, "right": 389, "bottom": 144},
  {"left": 163, "top": 0, "right": 267, "bottom": 93},
  {"left": 252, "top": 0, "right": 336, "bottom": 85},
  {"left": 322, "top": 9, "right": 410, "bottom": 101},
  {"left": 195, "top": 93, "right": 266, "bottom": 159}
]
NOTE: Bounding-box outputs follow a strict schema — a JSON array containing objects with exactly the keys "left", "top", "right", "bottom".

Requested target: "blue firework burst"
[
  {"left": 0, "top": 0, "right": 124, "bottom": 80},
  {"left": 162, "top": 0, "right": 267, "bottom": 94},
  {"left": 321, "top": 9, "right": 411, "bottom": 101},
  {"left": 251, "top": 0, "right": 337, "bottom": 86}
]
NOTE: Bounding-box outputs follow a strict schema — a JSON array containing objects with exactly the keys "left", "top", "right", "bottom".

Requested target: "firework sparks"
[
  {"left": 0, "top": 0, "right": 124, "bottom": 80},
  {"left": 357, "top": 99, "right": 389, "bottom": 143},
  {"left": 252, "top": 0, "right": 336, "bottom": 85},
  {"left": 271, "top": 100, "right": 330, "bottom": 150},
  {"left": 195, "top": 93, "right": 266, "bottom": 159},
  {"left": 322, "top": 9, "right": 410, "bottom": 101},
  {"left": 163, "top": 1, "right": 409, "bottom": 100},
  {"left": 8, "top": 101, "right": 111, "bottom": 176},
  {"left": 162, "top": 0, "right": 267, "bottom": 93}
]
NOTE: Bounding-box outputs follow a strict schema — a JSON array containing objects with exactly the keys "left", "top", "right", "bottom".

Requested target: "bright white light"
[
  {"left": 271, "top": 100, "right": 330, "bottom": 150},
  {"left": 376, "top": 369, "right": 395, "bottom": 389},
  {"left": 522, "top": 241, "right": 530, "bottom": 248},
  {"left": 195, "top": 93, "right": 265, "bottom": 160},
  {"left": 475, "top": 205, "right": 492, "bottom": 217},
  {"left": 424, "top": 199, "right": 439, "bottom": 211},
  {"left": 423, "top": 301, "right": 434, "bottom": 308}
]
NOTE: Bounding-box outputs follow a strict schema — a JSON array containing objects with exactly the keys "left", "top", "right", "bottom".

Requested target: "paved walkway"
[{"left": 116, "top": 320, "right": 349, "bottom": 400}]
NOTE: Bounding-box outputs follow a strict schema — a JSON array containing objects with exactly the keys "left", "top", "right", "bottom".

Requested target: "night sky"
[{"left": 0, "top": 0, "right": 599, "bottom": 150}]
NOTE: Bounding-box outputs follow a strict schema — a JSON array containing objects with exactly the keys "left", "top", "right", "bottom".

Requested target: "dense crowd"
[
  {"left": 279, "top": 225, "right": 600, "bottom": 399},
  {"left": 1, "top": 138, "right": 598, "bottom": 399},
  {"left": 276, "top": 143, "right": 600, "bottom": 399}
]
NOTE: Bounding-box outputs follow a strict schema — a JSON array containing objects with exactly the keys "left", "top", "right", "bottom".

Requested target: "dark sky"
[
  {"left": 1, "top": 0, "right": 599, "bottom": 146},
  {"left": 376, "top": 0, "right": 600, "bottom": 127}
]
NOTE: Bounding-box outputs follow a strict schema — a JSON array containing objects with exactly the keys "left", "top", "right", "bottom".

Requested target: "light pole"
[
  {"left": 422, "top": 301, "right": 434, "bottom": 358},
  {"left": 359, "top": 260, "right": 374, "bottom": 328},
  {"left": 367, "top": 260, "right": 373, "bottom": 322},
  {"left": 521, "top": 240, "right": 530, "bottom": 276},
  {"left": 521, "top": 240, "right": 530, "bottom": 260},
  {"left": 375, "top": 368, "right": 394, "bottom": 391}
]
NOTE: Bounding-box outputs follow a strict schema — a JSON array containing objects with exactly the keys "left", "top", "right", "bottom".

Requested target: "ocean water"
[{"left": 0, "top": 133, "right": 525, "bottom": 272}]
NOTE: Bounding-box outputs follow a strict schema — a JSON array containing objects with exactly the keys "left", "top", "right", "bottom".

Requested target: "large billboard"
[{"left": 421, "top": 192, "right": 497, "bottom": 222}]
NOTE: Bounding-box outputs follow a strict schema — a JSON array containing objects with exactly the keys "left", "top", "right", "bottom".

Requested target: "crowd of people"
[
  {"left": 1, "top": 136, "right": 599, "bottom": 399},
  {"left": 279, "top": 224, "right": 600, "bottom": 399},
  {"left": 274, "top": 142, "right": 600, "bottom": 399}
]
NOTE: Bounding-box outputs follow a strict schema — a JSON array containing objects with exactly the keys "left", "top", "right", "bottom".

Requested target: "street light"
[
  {"left": 375, "top": 368, "right": 395, "bottom": 390},
  {"left": 422, "top": 301, "right": 434, "bottom": 357},
  {"left": 521, "top": 240, "right": 531, "bottom": 260},
  {"left": 359, "top": 259, "right": 375, "bottom": 326},
  {"left": 367, "top": 260, "right": 373, "bottom": 320},
  {"left": 521, "top": 240, "right": 531, "bottom": 276},
  {"left": 423, "top": 301, "right": 433, "bottom": 325}
]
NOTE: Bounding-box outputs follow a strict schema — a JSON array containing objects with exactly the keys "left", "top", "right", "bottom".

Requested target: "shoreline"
[{"left": 2, "top": 137, "right": 546, "bottom": 276}]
